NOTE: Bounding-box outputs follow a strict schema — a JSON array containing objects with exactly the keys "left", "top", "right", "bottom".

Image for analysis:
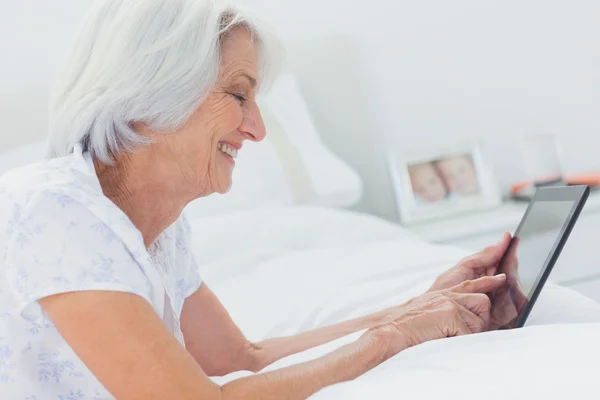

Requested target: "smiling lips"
[{"left": 217, "top": 142, "right": 239, "bottom": 159}]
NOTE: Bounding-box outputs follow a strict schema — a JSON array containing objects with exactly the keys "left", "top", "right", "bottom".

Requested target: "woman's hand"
[
  {"left": 488, "top": 237, "right": 528, "bottom": 329},
  {"left": 373, "top": 274, "right": 507, "bottom": 360},
  {"left": 428, "top": 232, "right": 512, "bottom": 292}
]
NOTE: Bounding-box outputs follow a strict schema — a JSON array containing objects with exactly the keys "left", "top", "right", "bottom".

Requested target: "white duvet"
[{"left": 188, "top": 206, "right": 600, "bottom": 399}]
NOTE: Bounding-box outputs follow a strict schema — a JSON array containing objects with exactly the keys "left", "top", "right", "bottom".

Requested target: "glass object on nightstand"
[{"left": 520, "top": 133, "right": 565, "bottom": 187}]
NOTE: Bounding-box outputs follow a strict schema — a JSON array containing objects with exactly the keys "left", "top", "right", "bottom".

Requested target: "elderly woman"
[{"left": 0, "top": 0, "right": 514, "bottom": 398}]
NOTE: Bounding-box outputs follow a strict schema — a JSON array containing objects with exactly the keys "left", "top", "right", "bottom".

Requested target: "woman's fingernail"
[{"left": 497, "top": 273, "right": 507, "bottom": 280}]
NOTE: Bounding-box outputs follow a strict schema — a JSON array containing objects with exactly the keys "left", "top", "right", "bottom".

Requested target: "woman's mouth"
[{"left": 218, "top": 142, "right": 238, "bottom": 160}]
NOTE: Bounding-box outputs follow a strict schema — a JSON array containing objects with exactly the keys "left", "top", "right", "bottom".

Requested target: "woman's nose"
[{"left": 241, "top": 101, "right": 266, "bottom": 143}]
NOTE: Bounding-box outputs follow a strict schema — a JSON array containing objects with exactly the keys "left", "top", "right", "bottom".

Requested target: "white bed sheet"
[{"left": 188, "top": 206, "right": 600, "bottom": 398}]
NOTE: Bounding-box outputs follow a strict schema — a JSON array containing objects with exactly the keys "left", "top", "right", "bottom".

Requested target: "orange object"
[
  {"left": 565, "top": 172, "right": 600, "bottom": 186},
  {"left": 510, "top": 172, "right": 600, "bottom": 195},
  {"left": 510, "top": 181, "right": 530, "bottom": 194}
]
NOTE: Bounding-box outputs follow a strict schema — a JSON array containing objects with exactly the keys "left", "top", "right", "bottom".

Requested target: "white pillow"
[{"left": 261, "top": 73, "right": 363, "bottom": 208}]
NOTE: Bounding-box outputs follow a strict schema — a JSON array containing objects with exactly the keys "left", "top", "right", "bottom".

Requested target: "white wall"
[
  {"left": 0, "top": 0, "right": 93, "bottom": 148},
  {"left": 241, "top": 0, "right": 600, "bottom": 220},
  {"left": 2, "top": 0, "right": 599, "bottom": 220}
]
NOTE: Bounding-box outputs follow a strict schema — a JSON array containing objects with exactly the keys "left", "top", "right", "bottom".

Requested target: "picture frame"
[{"left": 388, "top": 140, "right": 502, "bottom": 225}]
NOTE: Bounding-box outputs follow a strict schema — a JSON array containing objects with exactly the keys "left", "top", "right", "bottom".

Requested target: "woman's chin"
[{"left": 215, "top": 180, "right": 233, "bottom": 195}]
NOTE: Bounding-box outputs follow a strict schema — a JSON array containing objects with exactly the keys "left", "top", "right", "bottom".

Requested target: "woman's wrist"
[
  {"left": 365, "top": 322, "right": 410, "bottom": 364},
  {"left": 222, "top": 327, "right": 397, "bottom": 400},
  {"left": 311, "top": 326, "right": 395, "bottom": 385}
]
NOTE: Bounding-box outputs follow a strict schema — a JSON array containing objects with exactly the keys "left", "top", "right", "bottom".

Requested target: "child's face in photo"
[
  {"left": 436, "top": 155, "right": 479, "bottom": 195},
  {"left": 409, "top": 163, "right": 447, "bottom": 202}
]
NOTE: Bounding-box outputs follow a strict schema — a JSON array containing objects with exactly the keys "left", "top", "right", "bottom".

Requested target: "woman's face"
[{"left": 153, "top": 27, "right": 266, "bottom": 198}]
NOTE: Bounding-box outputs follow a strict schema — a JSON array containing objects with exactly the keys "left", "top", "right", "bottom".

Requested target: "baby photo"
[{"left": 408, "top": 153, "right": 481, "bottom": 204}]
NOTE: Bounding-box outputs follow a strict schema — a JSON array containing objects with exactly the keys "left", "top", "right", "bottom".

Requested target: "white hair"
[{"left": 47, "top": 0, "right": 283, "bottom": 163}]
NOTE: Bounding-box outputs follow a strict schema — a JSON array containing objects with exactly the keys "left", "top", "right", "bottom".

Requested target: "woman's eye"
[{"left": 232, "top": 93, "right": 247, "bottom": 104}]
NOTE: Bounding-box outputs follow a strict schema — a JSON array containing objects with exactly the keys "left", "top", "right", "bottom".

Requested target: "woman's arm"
[
  {"left": 41, "top": 276, "right": 499, "bottom": 399},
  {"left": 249, "top": 309, "right": 389, "bottom": 372},
  {"left": 181, "top": 284, "right": 388, "bottom": 376},
  {"left": 40, "top": 290, "right": 387, "bottom": 400},
  {"left": 181, "top": 273, "right": 502, "bottom": 375},
  {"left": 180, "top": 284, "right": 257, "bottom": 375},
  {"left": 223, "top": 331, "right": 387, "bottom": 399}
]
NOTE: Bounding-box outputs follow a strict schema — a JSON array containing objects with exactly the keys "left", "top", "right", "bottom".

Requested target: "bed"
[
  {"left": 3, "top": 74, "right": 600, "bottom": 399},
  {"left": 185, "top": 205, "right": 600, "bottom": 399}
]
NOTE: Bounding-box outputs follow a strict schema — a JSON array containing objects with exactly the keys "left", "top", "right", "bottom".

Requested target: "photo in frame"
[{"left": 388, "top": 141, "right": 502, "bottom": 225}]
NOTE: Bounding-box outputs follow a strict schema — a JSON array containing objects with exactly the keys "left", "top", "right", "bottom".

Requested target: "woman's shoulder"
[
  {"left": 0, "top": 154, "right": 128, "bottom": 247},
  {"left": 1, "top": 154, "right": 87, "bottom": 201}
]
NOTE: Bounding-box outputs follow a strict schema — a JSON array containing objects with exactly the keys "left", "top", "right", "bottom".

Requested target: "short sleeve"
[{"left": 4, "top": 190, "right": 154, "bottom": 317}]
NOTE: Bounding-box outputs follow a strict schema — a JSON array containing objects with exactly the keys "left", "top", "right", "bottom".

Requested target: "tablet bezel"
[{"left": 501, "top": 185, "right": 590, "bottom": 329}]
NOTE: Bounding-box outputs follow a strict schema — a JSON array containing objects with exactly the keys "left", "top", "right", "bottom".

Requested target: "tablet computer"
[{"left": 492, "top": 185, "right": 590, "bottom": 329}]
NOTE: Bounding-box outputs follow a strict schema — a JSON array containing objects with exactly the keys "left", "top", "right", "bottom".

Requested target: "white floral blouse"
[{"left": 0, "top": 144, "right": 202, "bottom": 399}]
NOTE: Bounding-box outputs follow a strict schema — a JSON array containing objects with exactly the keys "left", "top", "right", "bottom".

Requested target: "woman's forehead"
[{"left": 219, "top": 28, "right": 259, "bottom": 80}]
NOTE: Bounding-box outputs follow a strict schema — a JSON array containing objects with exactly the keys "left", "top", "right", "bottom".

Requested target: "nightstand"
[{"left": 407, "top": 191, "right": 600, "bottom": 302}]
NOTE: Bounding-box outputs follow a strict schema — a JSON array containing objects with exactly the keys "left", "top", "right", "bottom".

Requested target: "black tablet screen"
[{"left": 493, "top": 200, "right": 576, "bottom": 329}]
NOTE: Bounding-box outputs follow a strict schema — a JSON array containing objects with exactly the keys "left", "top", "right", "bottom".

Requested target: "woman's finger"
[
  {"left": 447, "top": 313, "right": 473, "bottom": 337},
  {"left": 449, "top": 292, "right": 491, "bottom": 327},
  {"left": 450, "top": 274, "right": 507, "bottom": 294},
  {"left": 451, "top": 299, "right": 487, "bottom": 333},
  {"left": 510, "top": 283, "right": 529, "bottom": 313},
  {"left": 459, "top": 232, "right": 512, "bottom": 271},
  {"left": 502, "top": 237, "right": 521, "bottom": 283},
  {"left": 490, "top": 288, "right": 519, "bottom": 329}
]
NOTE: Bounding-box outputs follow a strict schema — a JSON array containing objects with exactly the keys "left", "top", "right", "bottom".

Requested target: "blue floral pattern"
[
  {"left": 37, "top": 349, "right": 84, "bottom": 384},
  {"left": 0, "top": 145, "right": 202, "bottom": 399},
  {"left": 58, "top": 390, "right": 86, "bottom": 400},
  {"left": 23, "top": 313, "right": 55, "bottom": 337},
  {"left": 0, "top": 338, "right": 16, "bottom": 384}
]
